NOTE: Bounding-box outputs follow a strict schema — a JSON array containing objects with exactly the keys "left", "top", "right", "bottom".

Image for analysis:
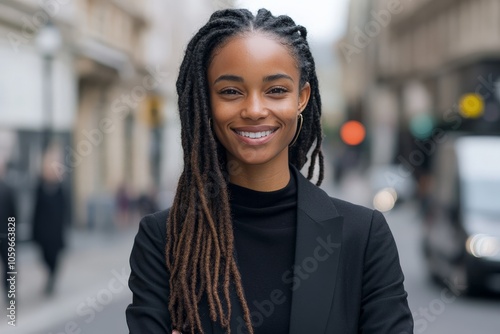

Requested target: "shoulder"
[
  {"left": 329, "top": 196, "right": 375, "bottom": 223},
  {"left": 134, "top": 209, "right": 170, "bottom": 247},
  {"left": 328, "top": 196, "right": 391, "bottom": 249},
  {"left": 141, "top": 209, "right": 170, "bottom": 228}
]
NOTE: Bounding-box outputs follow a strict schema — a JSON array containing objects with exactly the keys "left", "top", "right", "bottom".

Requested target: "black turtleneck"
[{"left": 228, "top": 171, "right": 297, "bottom": 334}]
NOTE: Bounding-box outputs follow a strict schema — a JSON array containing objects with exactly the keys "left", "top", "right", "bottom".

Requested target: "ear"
[{"left": 298, "top": 82, "right": 311, "bottom": 114}]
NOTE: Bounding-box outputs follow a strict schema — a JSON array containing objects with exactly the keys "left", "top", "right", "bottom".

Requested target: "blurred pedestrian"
[
  {"left": 0, "top": 159, "right": 17, "bottom": 299},
  {"left": 32, "top": 144, "right": 67, "bottom": 296},
  {"left": 115, "top": 183, "right": 131, "bottom": 227},
  {"left": 136, "top": 187, "right": 159, "bottom": 218}
]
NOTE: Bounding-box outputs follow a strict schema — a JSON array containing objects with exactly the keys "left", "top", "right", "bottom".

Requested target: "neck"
[{"left": 228, "top": 159, "right": 290, "bottom": 192}]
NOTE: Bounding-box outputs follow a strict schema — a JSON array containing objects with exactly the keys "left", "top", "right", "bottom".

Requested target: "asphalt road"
[{"left": 39, "top": 201, "right": 500, "bottom": 334}]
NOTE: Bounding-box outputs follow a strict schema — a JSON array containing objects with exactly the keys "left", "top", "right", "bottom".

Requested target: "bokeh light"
[
  {"left": 373, "top": 187, "right": 398, "bottom": 212},
  {"left": 466, "top": 234, "right": 500, "bottom": 258},
  {"left": 409, "top": 114, "right": 434, "bottom": 139},
  {"left": 340, "top": 121, "right": 366, "bottom": 146},
  {"left": 459, "top": 93, "right": 484, "bottom": 119}
]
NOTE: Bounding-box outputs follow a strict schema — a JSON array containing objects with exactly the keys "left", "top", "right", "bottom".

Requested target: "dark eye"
[
  {"left": 220, "top": 88, "right": 241, "bottom": 95},
  {"left": 268, "top": 87, "right": 288, "bottom": 94}
]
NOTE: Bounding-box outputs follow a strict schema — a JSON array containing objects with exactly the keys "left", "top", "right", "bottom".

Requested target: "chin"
[
  {"left": 235, "top": 156, "right": 272, "bottom": 166},
  {"left": 231, "top": 150, "right": 284, "bottom": 167}
]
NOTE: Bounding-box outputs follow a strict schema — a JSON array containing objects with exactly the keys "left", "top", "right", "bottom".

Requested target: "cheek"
[
  {"left": 211, "top": 104, "right": 229, "bottom": 125},
  {"left": 210, "top": 108, "right": 231, "bottom": 141},
  {"left": 273, "top": 102, "right": 300, "bottom": 123},
  {"left": 209, "top": 96, "right": 224, "bottom": 123}
]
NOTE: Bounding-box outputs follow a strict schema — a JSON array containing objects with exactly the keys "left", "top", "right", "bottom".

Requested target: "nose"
[{"left": 241, "top": 93, "right": 269, "bottom": 120}]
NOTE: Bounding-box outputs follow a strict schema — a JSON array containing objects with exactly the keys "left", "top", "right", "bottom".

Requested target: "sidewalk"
[{"left": 0, "top": 225, "right": 138, "bottom": 334}]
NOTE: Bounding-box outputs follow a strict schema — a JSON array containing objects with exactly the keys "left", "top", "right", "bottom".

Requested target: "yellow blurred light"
[
  {"left": 459, "top": 93, "right": 484, "bottom": 119},
  {"left": 340, "top": 121, "right": 366, "bottom": 146}
]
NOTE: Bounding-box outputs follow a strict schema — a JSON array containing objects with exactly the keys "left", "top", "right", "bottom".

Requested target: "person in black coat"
[
  {"left": 0, "top": 164, "right": 17, "bottom": 295},
  {"left": 126, "top": 8, "right": 413, "bottom": 334},
  {"left": 32, "top": 152, "right": 67, "bottom": 295}
]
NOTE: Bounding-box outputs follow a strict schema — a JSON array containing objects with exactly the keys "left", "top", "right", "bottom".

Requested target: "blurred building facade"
[
  {"left": 0, "top": 0, "right": 233, "bottom": 231},
  {"left": 339, "top": 0, "right": 500, "bottom": 169},
  {"left": 0, "top": 0, "right": 78, "bottom": 233}
]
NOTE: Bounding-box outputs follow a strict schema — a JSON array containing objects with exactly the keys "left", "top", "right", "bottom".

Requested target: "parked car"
[{"left": 422, "top": 135, "right": 500, "bottom": 295}]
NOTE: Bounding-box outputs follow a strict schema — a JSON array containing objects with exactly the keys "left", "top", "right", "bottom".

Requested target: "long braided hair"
[{"left": 166, "top": 8, "right": 324, "bottom": 333}]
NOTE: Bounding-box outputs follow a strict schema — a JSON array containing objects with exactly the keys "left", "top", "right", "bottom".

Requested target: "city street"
[
  {"left": 3, "top": 0, "right": 500, "bottom": 333},
  {"left": 387, "top": 201, "right": 500, "bottom": 334},
  {"left": 19, "top": 176, "right": 499, "bottom": 334}
]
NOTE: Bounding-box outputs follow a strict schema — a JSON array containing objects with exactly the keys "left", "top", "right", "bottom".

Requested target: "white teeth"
[{"left": 236, "top": 130, "right": 274, "bottom": 139}]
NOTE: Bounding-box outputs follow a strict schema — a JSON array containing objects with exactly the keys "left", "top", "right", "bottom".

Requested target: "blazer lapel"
[{"left": 289, "top": 166, "right": 343, "bottom": 334}]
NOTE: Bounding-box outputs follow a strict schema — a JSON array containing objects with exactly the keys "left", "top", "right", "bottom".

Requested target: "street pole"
[
  {"left": 36, "top": 20, "right": 61, "bottom": 153},
  {"left": 43, "top": 54, "right": 54, "bottom": 152}
]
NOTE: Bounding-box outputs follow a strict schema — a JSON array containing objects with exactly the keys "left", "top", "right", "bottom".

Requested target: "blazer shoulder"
[
  {"left": 329, "top": 196, "right": 375, "bottom": 222},
  {"left": 327, "top": 196, "right": 384, "bottom": 240},
  {"left": 328, "top": 196, "right": 395, "bottom": 254},
  {"left": 138, "top": 208, "right": 170, "bottom": 238}
]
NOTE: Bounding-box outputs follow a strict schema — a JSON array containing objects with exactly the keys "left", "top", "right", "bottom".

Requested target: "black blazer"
[{"left": 126, "top": 168, "right": 414, "bottom": 333}]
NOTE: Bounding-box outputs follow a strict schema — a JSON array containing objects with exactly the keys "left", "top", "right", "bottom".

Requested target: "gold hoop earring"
[{"left": 289, "top": 113, "right": 303, "bottom": 147}]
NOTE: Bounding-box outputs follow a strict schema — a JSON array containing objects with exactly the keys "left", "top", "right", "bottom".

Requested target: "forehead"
[{"left": 208, "top": 32, "right": 299, "bottom": 80}]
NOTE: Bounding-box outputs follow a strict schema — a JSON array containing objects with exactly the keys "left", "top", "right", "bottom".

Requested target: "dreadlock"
[{"left": 166, "top": 8, "right": 324, "bottom": 333}]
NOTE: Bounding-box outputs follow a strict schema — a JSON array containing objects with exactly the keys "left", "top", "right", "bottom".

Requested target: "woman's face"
[{"left": 207, "top": 32, "right": 311, "bottom": 171}]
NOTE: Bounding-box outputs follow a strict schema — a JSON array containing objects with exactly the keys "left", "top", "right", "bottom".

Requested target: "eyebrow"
[
  {"left": 213, "top": 73, "right": 294, "bottom": 84},
  {"left": 263, "top": 73, "right": 294, "bottom": 83},
  {"left": 214, "top": 75, "right": 243, "bottom": 84}
]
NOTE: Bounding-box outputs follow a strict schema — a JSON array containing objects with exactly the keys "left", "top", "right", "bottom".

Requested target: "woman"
[{"left": 126, "top": 8, "right": 413, "bottom": 334}]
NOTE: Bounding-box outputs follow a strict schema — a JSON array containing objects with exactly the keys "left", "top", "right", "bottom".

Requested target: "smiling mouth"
[{"left": 234, "top": 129, "right": 277, "bottom": 139}]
